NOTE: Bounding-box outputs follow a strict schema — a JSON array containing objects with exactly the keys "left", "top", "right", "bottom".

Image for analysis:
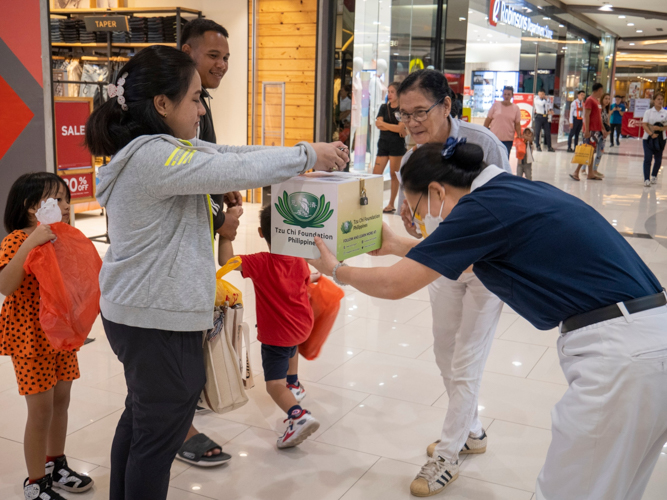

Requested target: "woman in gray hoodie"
[{"left": 85, "top": 45, "right": 348, "bottom": 500}]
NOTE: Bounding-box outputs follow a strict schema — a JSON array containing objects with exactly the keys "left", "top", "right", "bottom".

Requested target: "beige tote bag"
[{"left": 201, "top": 305, "right": 253, "bottom": 414}]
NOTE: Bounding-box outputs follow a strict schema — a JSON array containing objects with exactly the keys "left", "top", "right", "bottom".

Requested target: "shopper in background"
[
  {"left": 394, "top": 69, "right": 509, "bottom": 497},
  {"left": 84, "top": 45, "right": 347, "bottom": 500},
  {"left": 373, "top": 82, "right": 407, "bottom": 213},
  {"left": 641, "top": 91, "right": 667, "bottom": 187},
  {"left": 533, "top": 89, "right": 555, "bottom": 152},
  {"left": 308, "top": 139, "right": 667, "bottom": 500},
  {"left": 179, "top": 18, "right": 239, "bottom": 468},
  {"left": 609, "top": 94, "right": 626, "bottom": 147},
  {"left": 570, "top": 83, "right": 606, "bottom": 182},
  {"left": 484, "top": 86, "right": 522, "bottom": 158},
  {"left": 1, "top": 174, "right": 94, "bottom": 500},
  {"left": 567, "top": 90, "right": 585, "bottom": 153},
  {"left": 517, "top": 127, "right": 535, "bottom": 180},
  {"left": 339, "top": 85, "right": 352, "bottom": 126}
]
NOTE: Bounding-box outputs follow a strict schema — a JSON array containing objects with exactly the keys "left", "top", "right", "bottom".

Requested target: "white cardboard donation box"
[{"left": 270, "top": 172, "right": 384, "bottom": 260}]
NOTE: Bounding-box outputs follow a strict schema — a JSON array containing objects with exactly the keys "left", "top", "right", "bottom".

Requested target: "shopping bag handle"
[{"left": 217, "top": 256, "right": 242, "bottom": 279}]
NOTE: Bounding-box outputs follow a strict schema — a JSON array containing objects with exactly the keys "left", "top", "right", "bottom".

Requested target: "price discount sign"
[
  {"left": 54, "top": 99, "right": 94, "bottom": 170},
  {"left": 61, "top": 172, "right": 94, "bottom": 201}
]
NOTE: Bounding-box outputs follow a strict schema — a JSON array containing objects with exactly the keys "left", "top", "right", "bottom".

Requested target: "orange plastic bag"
[
  {"left": 299, "top": 276, "right": 345, "bottom": 360},
  {"left": 514, "top": 137, "right": 526, "bottom": 160},
  {"left": 23, "top": 222, "right": 103, "bottom": 351}
]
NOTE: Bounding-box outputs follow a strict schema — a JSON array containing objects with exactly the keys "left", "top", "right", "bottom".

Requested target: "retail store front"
[{"left": 334, "top": 0, "right": 617, "bottom": 173}]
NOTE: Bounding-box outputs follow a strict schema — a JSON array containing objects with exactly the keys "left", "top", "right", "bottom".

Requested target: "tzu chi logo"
[{"left": 490, "top": 0, "right": 501, "bottom": 27}]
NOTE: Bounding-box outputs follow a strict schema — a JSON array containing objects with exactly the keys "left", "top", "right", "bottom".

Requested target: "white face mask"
[{"left": 417, "top": 189, "right": 445, "bottom": 238}]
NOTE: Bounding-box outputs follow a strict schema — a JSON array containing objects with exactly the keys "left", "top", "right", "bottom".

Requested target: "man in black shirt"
[
  {"left": 176, "top": 18, "right": 239, "bottom": 468},
  {"left": 183, "top": 18, "right": 242, "bottom": 240}
]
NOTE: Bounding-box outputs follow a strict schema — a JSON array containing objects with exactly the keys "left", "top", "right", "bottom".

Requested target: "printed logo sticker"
[
  {"left": 341, "top": 221, "right": 352, "bottom": 234},
  {"left": 275, "top": 191, "right": 334, "bottom": 228}
]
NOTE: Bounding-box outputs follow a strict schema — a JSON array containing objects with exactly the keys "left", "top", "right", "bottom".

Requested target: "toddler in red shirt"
[{"left": 218, "top": 204, "right": 320, "bottom": 449}]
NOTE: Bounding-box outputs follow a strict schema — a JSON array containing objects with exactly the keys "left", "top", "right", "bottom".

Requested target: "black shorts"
[
  {"left": 377, "top": 138, "right": 406, "bottom": 157},
  {"left": 261, "top": 344, "right": 298, "bottom": 381}
]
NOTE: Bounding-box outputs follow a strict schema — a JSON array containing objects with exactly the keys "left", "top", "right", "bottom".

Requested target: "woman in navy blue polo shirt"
[{"left": 309, "top": 139, "right": 667, "bottom": 500}]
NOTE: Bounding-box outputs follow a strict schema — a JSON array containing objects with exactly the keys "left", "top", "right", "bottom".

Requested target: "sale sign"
[
  {"left": 54, "top": 99, "right": 93, "bottom": 170},
  {"left": 622, "top": 112, "right": 643, "bottom": 138},
  {"left": 60, "top": 171, "right": 95, "bottom": 201},
  {"left": 513, "top": 93, "right": 534, "bottom": 131}
]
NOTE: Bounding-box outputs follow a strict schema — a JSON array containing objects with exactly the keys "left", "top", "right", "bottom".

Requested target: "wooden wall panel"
[{"left": 248, "top": 0, "right": 317, "bottom": 146}]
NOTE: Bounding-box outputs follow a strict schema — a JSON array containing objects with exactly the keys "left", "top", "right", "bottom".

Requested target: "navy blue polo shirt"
[{"left": 406, "top": 168, "right": 662, "bottom": 330}]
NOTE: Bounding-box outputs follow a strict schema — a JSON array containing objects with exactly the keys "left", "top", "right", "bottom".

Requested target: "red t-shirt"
[
  {"left": 584, "top": 96, "right": 602, "bottom": 132},
  {"left": 241, "top": 253, "right": 313, "bottom": 347}
]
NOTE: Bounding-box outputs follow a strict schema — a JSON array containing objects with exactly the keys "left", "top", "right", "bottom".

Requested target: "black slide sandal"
[{"left": 176, "top": 433, "right": 232, "bottom": 467}]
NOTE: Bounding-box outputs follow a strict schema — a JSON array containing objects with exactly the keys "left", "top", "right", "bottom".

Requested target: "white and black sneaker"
[
  {"left": 277, "top": 409, "right": 320, "bottom": 449},
  {"left": 23, "top": 476, "right": 66, "bottom": 500},
  {"left": 410, "top": 455, "right": 459, "bottom": 497},
  {"left": 426, "top": 430, "right": 488, "bottom": 457},
  {"left": 47, "top": 455, "right": 94, "bottom": 493}
]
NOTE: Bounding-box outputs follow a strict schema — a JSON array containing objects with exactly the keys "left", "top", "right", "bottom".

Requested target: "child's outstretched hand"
[{"left": 25, "top": 224, "right": 56, "bottom": 249}]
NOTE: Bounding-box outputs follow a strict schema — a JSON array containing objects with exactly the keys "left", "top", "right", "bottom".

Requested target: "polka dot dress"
[{"left": 1, "top": 231, "right": 80, "bottom": 395}]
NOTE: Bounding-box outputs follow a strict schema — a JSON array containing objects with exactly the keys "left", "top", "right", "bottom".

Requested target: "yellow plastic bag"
[{"left": 215, "top": 257, "right": 243, "bottom": 307}]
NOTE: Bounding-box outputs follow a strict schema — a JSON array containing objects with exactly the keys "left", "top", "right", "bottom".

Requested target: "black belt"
[{"left": 561, "top": 291, "right": 666, "bottom": 334}]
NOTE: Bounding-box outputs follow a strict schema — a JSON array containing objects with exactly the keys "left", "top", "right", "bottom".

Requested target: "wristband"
[{"left": 332, "top": 262, "right": 348, "bottom": 286}]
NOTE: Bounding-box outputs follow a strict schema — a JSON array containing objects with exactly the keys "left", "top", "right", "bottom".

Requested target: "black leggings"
[
  {"left": 610, "top": 123, "right": 622, "bottom": 145},
  {"left": 103, "top": 316, "right": 205, "bottom": 500}
]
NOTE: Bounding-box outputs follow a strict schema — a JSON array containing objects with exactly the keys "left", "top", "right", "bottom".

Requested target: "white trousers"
[
  {"left": 536, "top": 300, "right": 667, "bottom": 500},
  {"left": 430, "top": 273, "right": 503, "bottom": 461}
]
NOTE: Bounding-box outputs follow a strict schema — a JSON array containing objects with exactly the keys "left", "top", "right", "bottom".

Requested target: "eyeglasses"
[
  {"left": 395, "top": 98, "right": 444, "bottom": 123},
  {"left": 409, "top": 193, "right": 424, "bottom": 227}
]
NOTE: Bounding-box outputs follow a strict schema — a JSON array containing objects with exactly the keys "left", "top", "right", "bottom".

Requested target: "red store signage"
[
  {"left": 622, "top": 112, "right": 643, "bottom": 138},
  {"left": 54, "top": 98, "right": 93, "bottom": 171}
]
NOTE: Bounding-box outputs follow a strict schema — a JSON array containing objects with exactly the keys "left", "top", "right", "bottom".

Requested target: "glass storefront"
[{"left": 330, "top": 0, "right": 618, "bottom": 173}]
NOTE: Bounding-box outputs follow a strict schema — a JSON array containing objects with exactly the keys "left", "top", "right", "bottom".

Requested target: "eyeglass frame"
[{"left": 395, "top": 97, "right": 445, "bottom": 123}]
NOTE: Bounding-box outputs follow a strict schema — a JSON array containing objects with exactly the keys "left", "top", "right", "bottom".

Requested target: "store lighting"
[
  {"left": 636, "top": 30, "right": 643, "bottom": 33},
  {"left": 487, "top": 34, "right": 493, "bottom": 37},
  {"left": 627, "top": 23, "right": 634, "bottom": 26},
  {"left": 618, "top": 15, "right": 626, "bottom": 19},
  {"left": 559, "top": 24, "right": 565, "bottom": 28},
  {"left": 629, "top": 43, "right": 635, "bottom": 45},
  {"left": 599, "top": 5, "right": 613, "bottom": 12},
  {"left": 543, "top": 17, "right": 551, "bottom": 20},
  {"left": 474, "top": 30, "right": 479, "bottom": 33},
  {"left": 459, "top": 17, "right": 466, "bottom": 21}
]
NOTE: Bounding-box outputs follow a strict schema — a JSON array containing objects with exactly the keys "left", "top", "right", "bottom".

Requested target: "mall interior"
[{"left": 1, "top": 0, "right": 667, "bottom": 499}]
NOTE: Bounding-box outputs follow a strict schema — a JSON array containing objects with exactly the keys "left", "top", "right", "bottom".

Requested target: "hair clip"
[
  {"left": 441, "top": 136, "right": 467, "bottom": 159},
  {"left": 108, "top": 72, "right": 129, "bottom": 111}
]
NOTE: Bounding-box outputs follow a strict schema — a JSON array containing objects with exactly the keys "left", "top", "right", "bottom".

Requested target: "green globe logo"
[
  {"left": 275, "top": 191, "right": 334, "bottom": 228},
  {"left": 341, "top": 221, "right": 352, "bottom": 234}
]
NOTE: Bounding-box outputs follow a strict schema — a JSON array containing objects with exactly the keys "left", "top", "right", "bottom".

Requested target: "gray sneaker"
[
  {"left": 410, "top": 455, "right": 459, "bottom": 497},
  {"left": 651, "top": 176, "right": 657, "bottom": 184}
]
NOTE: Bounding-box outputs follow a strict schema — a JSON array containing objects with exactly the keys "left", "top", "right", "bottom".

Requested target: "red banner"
[
  {"left": 60, "top": 171, "right": 94, "bottom": 200},
  {"left": 622, "top": 112, "right": 643, "bottom": 138},
  {"left": 54, "top": 100, "right": 93, "bottom": 170}
]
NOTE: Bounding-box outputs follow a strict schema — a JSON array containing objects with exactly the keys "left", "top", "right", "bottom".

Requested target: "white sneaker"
[
  {"left": 277, "top": 410, "right": 320, "bottom": 449},
  {"left": 426, "top": 430, "right": 488, "bottom": 457},
  {"left": 410, "top": 455, "right": 459, "bottom": 497},
  {"left": 651, "top": 176, "right": 657, "bottom": 184},
  {"left": 645, "top": 179, "right": 652, "bottom": 187},
  {"left": 287, "top": 382, "right": 306, "bottom": 402}
]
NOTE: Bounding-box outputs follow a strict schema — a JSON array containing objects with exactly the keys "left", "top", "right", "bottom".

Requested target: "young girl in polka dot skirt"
[{"left": 0, "top": 173, "right": 94, "bottom": 500}]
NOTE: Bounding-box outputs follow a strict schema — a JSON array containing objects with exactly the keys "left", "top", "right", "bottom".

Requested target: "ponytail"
[
  {"left": 85, "top": 45, "right": 196, "bottom": 156},
  {"left": 401, "top": 140, "right": 487, "bottom": 192}
]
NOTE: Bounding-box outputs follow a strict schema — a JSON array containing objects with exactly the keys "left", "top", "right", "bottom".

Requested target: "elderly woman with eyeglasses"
[{"left": 390, "top": 70, "right": 511, "bottom": 497}]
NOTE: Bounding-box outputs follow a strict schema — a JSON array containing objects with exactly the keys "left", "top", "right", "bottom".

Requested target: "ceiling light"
[
  {"left": 537, "top": 5, "right": 542, "bottom": 9},
  {"left": 559, "top": 24, "right": 565, "bottom": 28},
  {"left": 636, "top": 30, "right": 643, "bottom": 33},
  {"left": 627, "top": 23, "right": 634, "bottom": 26},
  {"left": 543, "top": 17, "right": 551, "bottom": 20},
  {"left": 487, "top": 34, "right": 493, "bottom": 37},
  {"left": 629, "top": 42, "right": 635, "bottom": 45},
  {"left": 459, "top": 17, "right": 466, "bottom": 21},
  {"left": 599, "top": 5, "right": 613, "bottom": 11},
  {"left": 618, "top": 15, "right": 626, "bottom": 19},
  {"left": 474, "top": 29, "right": 479, "bottom": 32}
]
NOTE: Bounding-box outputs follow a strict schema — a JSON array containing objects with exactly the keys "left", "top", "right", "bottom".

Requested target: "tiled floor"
[{"left": 1, "top": 137, "right": 666, "bottom": 499}]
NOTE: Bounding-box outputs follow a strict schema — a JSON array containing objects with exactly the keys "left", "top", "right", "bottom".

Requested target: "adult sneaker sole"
[
  {"left": 410, "top": 474, "right": 458, "bottom": 497},
  {"left": 277, "top": 419, "right": 320, "bottom": 449},
  {"left": 426, "top": 440, "right": 486, "bottom": 457}
]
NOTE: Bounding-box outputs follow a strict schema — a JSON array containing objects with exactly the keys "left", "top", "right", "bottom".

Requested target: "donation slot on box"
[{"left": 271, "top": 172, "right": 384, "bottom": 260}]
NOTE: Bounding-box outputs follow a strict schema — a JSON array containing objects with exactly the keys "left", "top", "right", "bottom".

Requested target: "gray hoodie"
[{"left": 96, "top": 134, "right": 316, "bottom": 332}]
